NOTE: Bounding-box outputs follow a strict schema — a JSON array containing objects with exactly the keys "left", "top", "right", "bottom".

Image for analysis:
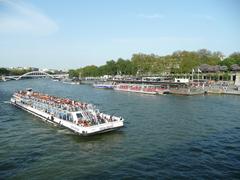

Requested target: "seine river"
[{"left": 0, "top": 79, "right": 240, "bottom": 179}]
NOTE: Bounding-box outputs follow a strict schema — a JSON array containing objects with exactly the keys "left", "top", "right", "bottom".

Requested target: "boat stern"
[{"left": 80, "top": 120, "right": 124, "bottom": 136}]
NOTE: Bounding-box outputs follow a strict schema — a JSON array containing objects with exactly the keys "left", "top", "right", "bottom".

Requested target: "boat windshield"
[{"left": 76, "top": 113, "right": 83, "bottom": 119}]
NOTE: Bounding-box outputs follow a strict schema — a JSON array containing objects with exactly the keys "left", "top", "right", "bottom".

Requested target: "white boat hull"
[
  {"left": 114, "top": 87, "right": 157, "bottom": 94},
  {"left": 93, "top": 84, "right": 114, "bottom": 89}
]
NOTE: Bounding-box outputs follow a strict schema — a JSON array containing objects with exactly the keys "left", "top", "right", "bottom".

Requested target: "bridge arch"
[{"left": 16, "top": 71, "right": 54, "bottom": 80}]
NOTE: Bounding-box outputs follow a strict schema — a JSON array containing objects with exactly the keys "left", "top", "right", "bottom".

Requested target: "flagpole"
[
  {"left": 192, "top": 69, "right": 194, "bottom": 84},
  {"left": 198, "top": 69, "right": 199, "bottom": 87},
  {"left": 197, "top": 68, "right": 201, "bottom": 87}
]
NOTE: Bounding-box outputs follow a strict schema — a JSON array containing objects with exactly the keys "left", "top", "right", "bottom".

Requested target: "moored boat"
[
  {"left": 10, "top": 89, "right": 124, "bottom": 136},
  {"left": 114, "top": 83, "right": 170, "bottom": 95},
  {"left": 93, "top": 81, "right": 115, "bottom": 89}
]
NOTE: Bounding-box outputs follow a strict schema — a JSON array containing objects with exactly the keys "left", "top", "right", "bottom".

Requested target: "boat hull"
[
  {"left": 114, "top": 86, "right": 170, "bottom": 95},
  {"left": 114, "top": 88, "right": 157, "bottom": 94},
  {"left": 93, "top": 84, "right": 114, "bottom": 89}
]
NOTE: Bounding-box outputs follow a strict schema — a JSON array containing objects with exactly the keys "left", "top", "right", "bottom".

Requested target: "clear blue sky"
[{"left": 0, "top": 0, "right": 239, "bottom": 69}]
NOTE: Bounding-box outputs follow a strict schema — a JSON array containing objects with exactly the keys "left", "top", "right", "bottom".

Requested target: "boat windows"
[
  {"left": 59, "top": 113, "right": 63, "bottom": 119},
  {"left": 67, "top": 113, "right": 73, "bottom": 122},
  {"left": 76, "top": 113, "right": 83, "bottom": 119}
]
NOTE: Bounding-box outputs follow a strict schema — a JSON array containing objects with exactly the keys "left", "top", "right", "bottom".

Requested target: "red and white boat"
[{"left": 114, "top": 83, "right": 170, "bottom": 95}]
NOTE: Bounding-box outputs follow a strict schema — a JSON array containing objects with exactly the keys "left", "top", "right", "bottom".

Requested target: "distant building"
[
  {"left": 231, "top": 64, "right": 240, "bottom": 72},
  {"left": 41, "top": 68, "right": 49, "bottom": 72},
  {"left": 100, "top": 75, "right": 112, "bottom": 80},
  {"left": 41, "top": 68, "right": 67, "bottom": 74},
  {"left": 30, "top": 67, "right": 39, "bottom": 71},
  {"left": 174, "top": 78, "right": 189, "bottom": 83},
  {"left": 235, "top": 73, "right": 240, "bottom": 87},
  {"left": 198, "top": 64, "right": 240, "bottom": 73},
  {"left": 8, "top": 67, "right": 39, "bottom": 71}
]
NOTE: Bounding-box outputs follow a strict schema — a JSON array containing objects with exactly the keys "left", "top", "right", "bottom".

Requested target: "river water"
[{"left": 0, "top": 79, "right": 240, "bottom": 179}]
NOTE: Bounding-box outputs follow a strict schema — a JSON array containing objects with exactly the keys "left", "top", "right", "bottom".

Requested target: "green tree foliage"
[
  {"left": 177, "top": 51, "right": 201, "bottom": 73},
  {"left": 79, "top": 65, "right": 99, "bottom": 77},
  {"left": 171, "top": 49, "right": 221, "bottom": 73},
  {"left": 197, "top": 49, "right": 222, "bottom": 65},
  {"left": 98, "top": 65, "right": 108, "bottom": 76},
  {"left": 0, "top": 68, "right": 10, "bottom": 75},
  {"left": 116, "top": 58, "right": 136, "bottom": 75},
  {"left": 105, "top": 60, "right": 117, "bottom": 75},
  {"left": 70, "top": 50, "right": 240, "bottom": 77},
  {"left": 131, "top": 53, "right": 156, "bottom": 75},
  {"left": 219, "top": 52, "right": 240, "bottom": 68},
  {"left": 70, "top": 59, "right": 137, "bottom": 78},
  {"left": 2, "top": 68, "right": 32, "bottom": 75},
  {"left": 68, "top": 69, "right": 80, "bottom": 78}
]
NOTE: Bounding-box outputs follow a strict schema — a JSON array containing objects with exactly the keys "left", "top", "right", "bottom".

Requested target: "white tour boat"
[
  {"left": 114, "top": 83, "right": 170, "bottom": 95},
  {"left": 10, "top": 89, "right": 124, "bottom": 136},
  {"left": 93, "top": 81, "right": 115, "bottom": 89}
]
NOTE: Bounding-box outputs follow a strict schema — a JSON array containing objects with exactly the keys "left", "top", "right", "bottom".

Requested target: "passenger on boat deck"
[{"left": 16, "top": 91, "right": 98, "bottom": 113}]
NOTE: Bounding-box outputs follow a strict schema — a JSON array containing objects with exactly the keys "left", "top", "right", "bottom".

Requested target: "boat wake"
[
  {"left": 2, "top": 101, "right": 10, "bottom": 104},
  {"left": 57, "top": 129, "right": 74, "bottom": 135}
]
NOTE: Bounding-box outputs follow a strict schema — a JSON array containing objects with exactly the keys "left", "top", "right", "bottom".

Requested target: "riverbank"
[{"left": 90, "top": 79, "right": 240, "bottom": 96}]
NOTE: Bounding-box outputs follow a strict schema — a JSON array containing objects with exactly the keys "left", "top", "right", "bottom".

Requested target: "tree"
[
  {"left": 8, "top": 68, "right": 31, "bottom": 75},
  {"left": 68, "top": 49, "right": 235, "bottom": 77},
  {"left": 98, "top": 65, "right": 108, "bottom": 76},
  {"left": 105, "top": 60, "right": 117, "bottom": 75},
  {"left": 219, "top": 52, "right": 240, "bottom": 68},
  {"left": 197, "top": 49, "right": 221, "bottom": 65},
  {"left": 68, "top": 69, "right": 80, "bottom": 78},
  {"left": 79, "top": 65, "right": 99, "bottom": 77},
  {"left": 131, "top": 53, "right": 157, "bottom": 75},
  {"left": 0, "top": 68, "right": 10, "bottom": 75},
  {"left": 116, "top": 58, "right": 135, "bottom": 75}
]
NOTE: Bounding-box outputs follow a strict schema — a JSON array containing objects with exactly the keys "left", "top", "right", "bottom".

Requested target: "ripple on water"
[{"left": 0, "top": 79, "right": 240, "bottom": 179}]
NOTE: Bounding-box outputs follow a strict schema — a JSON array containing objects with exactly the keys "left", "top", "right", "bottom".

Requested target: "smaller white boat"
[
  {"left": 93, "top": 82, "right": 115, "bottom": 89},
  {"left": 62, "top": 80, "right": 80, "bottom": 85}
]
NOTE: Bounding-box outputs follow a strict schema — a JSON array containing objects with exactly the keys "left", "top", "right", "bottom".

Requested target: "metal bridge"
[{"left": 2, "top": 71, "right": 68, "bottom": 81}]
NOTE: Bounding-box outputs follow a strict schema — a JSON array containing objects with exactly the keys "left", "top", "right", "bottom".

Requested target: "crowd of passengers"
[
  {"left": 15, "top": 90, "right": 120, "bottom": 127},
  {"left": 16, "top": 90, "right": 94, "bottom": 112},
  {"left": 76, "top": 113, "right": 114, "bottom": 127}
]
